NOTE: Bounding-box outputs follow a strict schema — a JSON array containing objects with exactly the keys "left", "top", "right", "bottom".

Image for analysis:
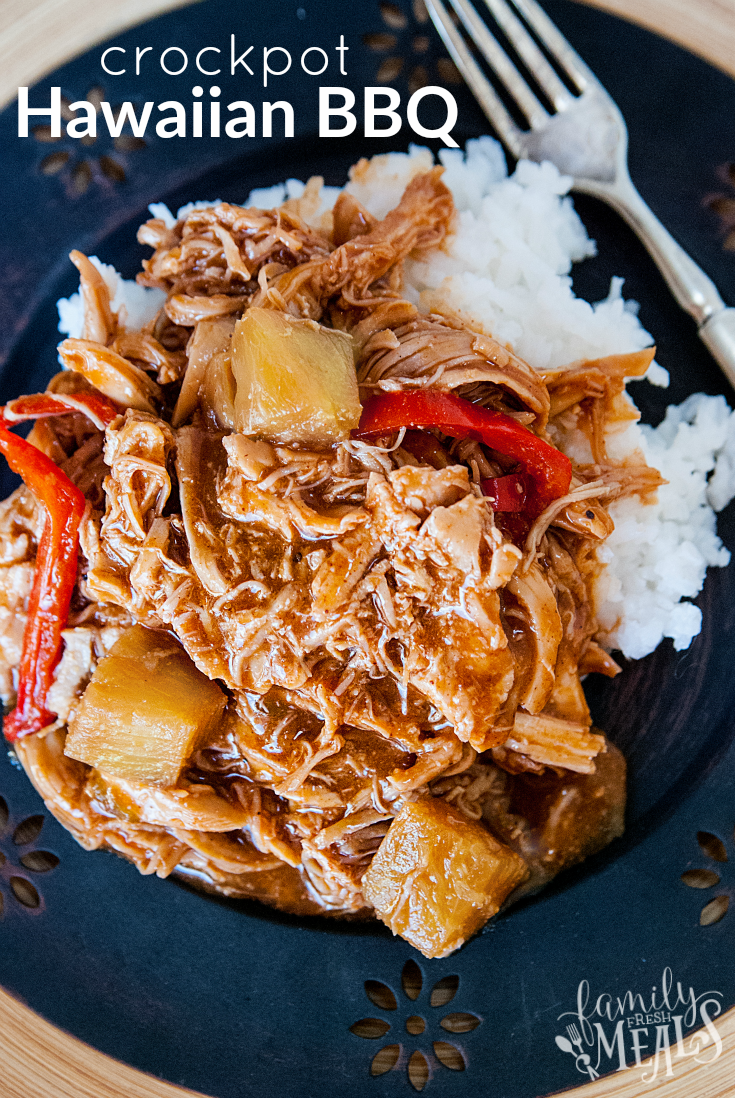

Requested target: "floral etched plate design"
[{"left": 0, "top": 1, "right": 734, "bottom": 1096}]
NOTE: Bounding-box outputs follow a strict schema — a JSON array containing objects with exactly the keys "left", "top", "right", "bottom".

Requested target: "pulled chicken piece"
[
  {"left": 256, "top": 168, "right": 455, "bottom": 320},
  {"left": 358, "top": 313, "right": 550, "bottom": 426}
]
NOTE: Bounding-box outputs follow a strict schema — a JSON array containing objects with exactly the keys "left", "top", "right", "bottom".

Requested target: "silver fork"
[{"left": 425, "top": 0, "right": 735, "bottom": 387}]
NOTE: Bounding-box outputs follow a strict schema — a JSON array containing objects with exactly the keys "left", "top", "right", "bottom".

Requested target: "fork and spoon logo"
[{"left": 555, "top": 1025, "right": 599, "bottom": 1080}]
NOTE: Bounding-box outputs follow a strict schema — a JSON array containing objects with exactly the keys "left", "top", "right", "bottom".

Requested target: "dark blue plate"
[{"left": 0, "top": 2, "right": 734, "bottom": 1096}]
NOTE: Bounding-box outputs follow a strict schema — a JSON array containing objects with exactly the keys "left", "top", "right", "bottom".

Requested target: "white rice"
[
  {"left": 57, "top": 255, "right": 165, "bottom": 340},
  {"left": 56, "top": 138, "right": 735, "bottom": 660},
  {"left": 594, "top": 396, "right": 733, "bottom": 657}
]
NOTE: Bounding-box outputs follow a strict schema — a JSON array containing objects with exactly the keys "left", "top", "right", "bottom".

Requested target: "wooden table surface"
[{"left": 1, "top": 0, "right": 735, "bottom": 1095}]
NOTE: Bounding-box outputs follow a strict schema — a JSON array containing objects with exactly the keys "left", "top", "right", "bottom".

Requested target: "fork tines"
[{"left": 425, "top": 0, "right": 596, "bottom": 154}]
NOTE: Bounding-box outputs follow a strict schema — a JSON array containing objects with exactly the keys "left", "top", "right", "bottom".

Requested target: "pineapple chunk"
[
  {"left": 362, "top": 797, "right": 529, "bottom": 958},
  {"left": 231, "top": 306, "right": 360, "bottom": 446},
  {"left": 65, "top": 625, "right": 226, "bottom": 785}
]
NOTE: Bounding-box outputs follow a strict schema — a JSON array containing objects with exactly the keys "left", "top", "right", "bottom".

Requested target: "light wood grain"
[
  {"left": 0, "top": 0, "right": 200, "bottom": 111},
  {"left": 3, "top": 986, "right": 735, "bottom": 1098},
  {"left": 0, "top": 0, "right": 734, "bottom": 1095},
  {"left": 0, "top": 0, "right": 734, "bottom": 109},
  {"left": 0, "top": 986, "right": 209, "bottom": 1098},
  {"left": 581, "top": 0, "right": 735, "bottom": 79}
]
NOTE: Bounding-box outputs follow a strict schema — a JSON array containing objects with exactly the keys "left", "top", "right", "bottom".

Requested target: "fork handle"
[
  {"left": 581, "top": 173, "right": 735, "bottom": 391},
  {"left": 700, "top": 310, "right": 735, "bottom": 386}
]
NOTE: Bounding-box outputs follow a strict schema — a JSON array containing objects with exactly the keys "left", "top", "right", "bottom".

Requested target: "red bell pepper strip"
[
  {"left": 0, "top": 390, "right": 118, "bottom": 742},
  {"left": 0, "top": 423, "right": 84, "bottom": 741},
  {"left": 355, "top": 390, "right": 571, "bottom": 519},
  {"left": 481, "top": 473, "right": 528, "bottom": 512},
  {"left": 4, "top": 390, "right": 119, "bottom": 430}
]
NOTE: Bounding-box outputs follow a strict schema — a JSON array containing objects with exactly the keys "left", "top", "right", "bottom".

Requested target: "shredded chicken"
[
  {"left": 0, "top": 162, "right": 643, "bottom": 950},
  {"left": 359, "top": 313, "right": 550, "bottom": 425}
]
